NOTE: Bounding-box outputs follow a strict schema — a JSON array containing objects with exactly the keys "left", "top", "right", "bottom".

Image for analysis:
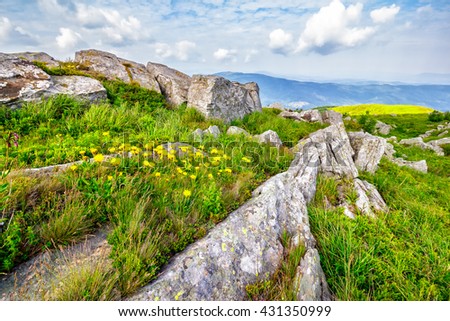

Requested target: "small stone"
[
  {"left": 204, "top": 125, "right": 221, "bottom": 138},
  {"left": 226, "top": 126, "right": 250, "bottom": 136},
  {"left": 254, "top": 130, "right": 282, "bottom": 147}
]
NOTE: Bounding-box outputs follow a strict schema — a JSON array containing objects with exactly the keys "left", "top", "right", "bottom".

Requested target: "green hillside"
[{"left": 331, "top": 104, "right": 434, "bottom": 115}]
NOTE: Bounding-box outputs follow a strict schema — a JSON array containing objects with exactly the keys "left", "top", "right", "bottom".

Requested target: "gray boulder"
[
  {"left": 254, "top": 130, "right": 282, "bottom": 147},
  {"left": 279, "top": 110, "right": 304, "bottom": 122},
  {"left": 130, "top": 140, "right": 330, "bottom": 301},
  {"left": 204, "top": 125, "right": 221, "bottom": 138},
  {"left": 0, "top": 54, "right": 53, "bottom": 107},
  {"left": 49, "top": 76, "right": 106, "bottom": 103},
  {"left": 354, "top": 179, "right": 388, "bottom": 217},
  {"left": 384, "top": 142, "right": 396, "bottom": 159},
  {"left": 147, "top": 62, "right": 191, "bottom": 106},
  {"left": 348, "top": 131, "right": 386, "bottom": 173},
  {"left": 191, "top": 128, "right": 204, "bottom": 141},
  {"left": 437, "top": 130, "right": 448, "bottom": 138},
  {"left": 187, "top": 75, "right": 262, "bottom": 122},
  {"left": 321, "top": 110, "right": 343, "bottom": 125},
  {"left": 428, "top": 137, "right": 450, "bottom": 147},
  {"left": 75, "top": 49, "right": 161, "bottom": 92},
  {"left": 392, "top": 158, "right": 428, "bottom": 173},
  {"left": 294, "top": 124, "right": 358, "bottom": 178},
  {"left": 279, "top": 110, "right": 323, "bottom": 123},
  {"left": 399, "top": 137, "right": 444, "bottom": 156},
  {"left": 226, "top": 126, "right": 250, "bottom": 137},
  {"left": 9, "top": 52, "right": 60, "bottom": 68},
  {"left": 375, "top": 121, "right": 392, "bottom": 135}
]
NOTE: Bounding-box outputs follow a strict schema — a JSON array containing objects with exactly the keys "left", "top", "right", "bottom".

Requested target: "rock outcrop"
[
  {"left": 187, "top": 75, "right": 262, "bottom": 122},
  {"left": 130, "top": 140, "right": 330, "bottom": 301},
  {"left": 392, "top": 158, "right": 428, "bottom": 173},
  {"left": 348, "top": 131, "right": 386, "bottom": 173},
  {"left": 75, "top": 49, "right": 161, "bottom": 93},
  {"left": 353, "top": 179, "right": 388, "bottom": 217},
  {"left": 9, "top": 52, "right": 60, "bottom": 68},
  {"left": 279, "top": 110, "right": 323, "bottom": 123},
  {"left": 399, "top": 137, "right": 444, "bottom": 156},
  {"left": 0, "top": 54, "right": 106, "bottom": 107},
  {"left": 147, "top": 62, "right": 191, "bottom": 106},
  {"left": 321, "top": 110, "right": 343, "bottom": 125},
  {"left": 374, "top": 121, "right": 392, "bottom": 135},
  {"left": 254, "top": 130, "right": 282, "bottom": 147}
]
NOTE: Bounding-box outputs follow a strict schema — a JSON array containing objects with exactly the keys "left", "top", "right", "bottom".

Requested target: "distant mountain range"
[{"left": 217, "top": 72, "right": 450, "bottom": 111}]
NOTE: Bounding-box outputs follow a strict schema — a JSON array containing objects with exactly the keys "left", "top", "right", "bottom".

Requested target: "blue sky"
[{"left": 1, "top": 0, "right": 449, "bottom": 82}]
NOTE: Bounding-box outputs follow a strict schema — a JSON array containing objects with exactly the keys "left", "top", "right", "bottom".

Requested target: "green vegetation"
[
  {"left": 33, "top": 60, "right": 90, "bottom": 77},
  {"left": 428, "top": 110, "right": 450, "bottom": 122},
  {"left": 0, "top": 82, "right": 323, "bottom": 299},
  {"left": 332, "top": 104, "right": 434, "bottom": 116}
]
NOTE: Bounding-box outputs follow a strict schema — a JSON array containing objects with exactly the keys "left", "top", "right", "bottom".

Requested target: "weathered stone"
[
  {"left": 294, "top": 124, "right": 358, "bottom": 178},
  {"left": 130, "top": 142, "right": 329, "bottom": 301},
  {"left": 204, "top": 125, "right": 221, "bottom": 138},
  {"left": 75, "top": 49, "right": 160, "bottom": 92},
  {"left": 191, "top": 128, "right": 204, "bottom": 141},
  {"left": 428, "top": 137, "right": 450, "bottom": 147},
  {"left": 0, "top": 54, "right": 52, "bottom": 107},
  {"left": 268, "top": 102, "right": 285, "bottom": 110},
  {"left": 187, "top": 75, "right": 262, "bottom": 122},
  {"left": 344, "top": 116, "right": 352, "bottom": 121},
  {"left": 49, "top": 76, "right": 107, "bottom": 103},
  {"left": 295, "top": 249, "right": 331, "bottom": 301},
  {"left": 280, "top": 110, "right": 323, "bottom": 123},
  {"left": 226, "top": 126, "right": 250, "bottom": 136},
  {"left": 399, "top": 137, "right": 443, "bottom": 156},
  {"left": 437, "top": 125, "right": 444, "bottom": 130},
  {"left": 375, "top": 121, "right": 392, "bottom": 135},
  {"left": 384, "top": 142, "right": 396, "bottom": 159},
  {"left": 354, "top": 179, "right": 388, "bottom": 217},
  {"left": 392, "top": 158, "right": 428, "bottom": 173},
  {"left": 387, "top": 136, "right": 397, "bottom": 143},
  {"left": 9, "top": 52, "right": 60, "bottom": 68},
  {"left": 147, "top": 62, "right": 191, "bottom": 106},
  {"left": 321, "top": 110, "right": 343, "bottom": 125},
  {"left": 254, "top": 130, "right": 282, "bottom": 147},
  {"left": 348, "top": 131, "right": 386, "bottom": 173},
  {"left": 279, "top": 110, "right": 304, "bottom": 122},
  {"left": 437, "top": 130, "right": 448, "bottom": 137}
]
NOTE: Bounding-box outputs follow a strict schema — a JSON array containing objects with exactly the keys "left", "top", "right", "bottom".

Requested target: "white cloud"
[
  {"left": 269, "top": 29, "right": 294, "bottom": 55},
  {"left": 0, "top": 16, "right": 12, "bottom": 40},
  {"left": 154, "top": 41, "right": 197, "bottom": 61},
  {"left": 245, "top": 49, "right": 259, "bottom": 63},
  {"left": 417, "top": 5, "right": 432, "bottom": 14},
  {"left": 56, "top": 27, "right": 81, "bottom": 49},
  {"left": 37, "top": 0, "right": 68, "bottom": 16},
  {"left": 297, "top": 0, "right": 376, "bottom": 54},
  {"left": 370, "top": 4, "right": 400, "bottom": 24},
  {"left": 213, "top": 48, "right": 237, "bottom": 62}
]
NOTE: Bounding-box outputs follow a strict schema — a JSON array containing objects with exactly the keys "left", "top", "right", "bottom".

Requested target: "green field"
[{"left": 332, "top": 104, "right": 434, "bottom": 115}]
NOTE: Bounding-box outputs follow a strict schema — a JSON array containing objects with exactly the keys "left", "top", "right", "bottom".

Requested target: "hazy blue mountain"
[{"left": 217, "top": 72, "right": 450, "bottom": 111}]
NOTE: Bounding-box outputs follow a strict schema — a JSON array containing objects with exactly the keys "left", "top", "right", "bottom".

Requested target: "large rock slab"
[
  {"left": 130, "top": 143, "right": 330, "bottom": 301},
  {"left": 147, "top": 62, "right": 191, "bottom": 106},
  {"left": 187, "top": 75, "right": 262, "bottom": 122},
  {"left": 75, "top": 49, "right": 160, "bottom": 92},
  {"left": 8, "top": 52, "right": 60, "bottom": 68},
  {"left": 321, "top": 110, "right": 343, "bottom": 125},
  {"left": 294, "top": 124, "right": 358, "bottom": 178},
  {"left": 0, "top": 54, "right": 53, "bottom": 107},
  {"left": 49, "top": 76, "right": 107, "bottom": 103},
  {"left": 348, "top": 131, "right": 386, "bottom": 173},
  {"left": 392, "top": 158, "right": 428, "bottom": 173}
]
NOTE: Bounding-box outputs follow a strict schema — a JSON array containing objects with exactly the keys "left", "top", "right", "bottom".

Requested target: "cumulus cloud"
[
  {"left": 154, "top": 41, "right": 197, "bottom": 61},
  {"left": 0, "top": 16, "right": 12, "bottom": 40},
  {"left": 370, "top": 4, "right": 400, "bottom": 24},
  {"left": 213, "top": 48, "right": 237, "bottom": 62},
  {"left": 297, "top": 0, "right": 376, "bottom": 54},
  {"left": 269, "top": 29, "right": 294, "bottom": 55},
  {"left": 56, "top": 27, "right": 81, "bottom": 49},
  {"left": 245, "top": 49, "right": 259, "bottom": 63},
  {"left": 37, "top": 0, "right": 69, "bottom": 16}
]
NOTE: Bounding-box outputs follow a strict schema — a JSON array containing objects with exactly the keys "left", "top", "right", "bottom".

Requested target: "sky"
[{"left": 1, "top": 0, "right": 449, "bottom": 83}]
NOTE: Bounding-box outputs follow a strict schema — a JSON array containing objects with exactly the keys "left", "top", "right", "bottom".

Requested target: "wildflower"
[
  {"left": 118, "top": 172, "right": 123, "bottom": 177},
  {"left": 107, "top": 175, "right": 113, "bottom": 181},
  {"left": 79, "top": 150, "right": 86, "bottom": 155},
  {"left": 223, "top": 154, "right": 231, "bottom": 160},
  {"left": 195, "top": 166, "right": 200, "bottom": 171},
  {"left": 199, "top": 145, "right": 205, "bottom": 150},
  {"left": 190, "top": 174, "right": 196, "bottom": 180},
  {"left": 110, "top": 157, "right": 120, "bottom": 166},
  {"left": 168, "top": 154, "right": 176, "bottom": 161},
  {"left": 108, "top": 147, "right": 116, "bottom": 153},
  {"left": 180, "top": 146, "right": 189, "bottom": 153},
  {"left": 143, "top": 152, "right": 149, "bottom": 157},
  {"left": 208, "top": 173, "right": 214, "bottom": 179},
  {"left": 225, "top": 168, "right": 232, "bottom": 174},
  {"left": 90, "top": 148, "right": 98, "bottom": 155},
  {"left": 143, "top": 160, "right": 155, "bottom": 167},
  {"left": 169, "top": 149, "right": 176, "bottom": 155},
  {"left": 195, "top": 151, "right": 204, "bottom": 158},
  {"left": 155, "top": 172, "right": 161, "bottom": 177},
  {"left": 211, "top": 156, "right": 221, "bottom": 162},
  {"left": 210, "top": 148, "right": 219, "bottom": 154},
  {"left": 182, "top": 172, "right": 188, "bottom": 176},
  {"left": 176, "top": 167, "right": 183, "bottom": 174},
  {"left": 102, "top": 131, "right": 110, "bottom": 137},
  {"left": 94, "top": 154, "right": 104, "bottom": 163},
  {"left": 242, "top": 156, "right": 251, "bottom": 163},
  {"left": 70, "top": 165, "right": 78, "bottom": 171},
  {"left": 183, "top": 190, "right": 192, "bottom": 197},
  {"left": 82, "top": 156, "right": 89, "bottom": 161}
]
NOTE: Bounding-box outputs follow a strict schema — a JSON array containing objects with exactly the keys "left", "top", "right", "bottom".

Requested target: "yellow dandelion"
[
  {"left": 190, "top": 174, "right": 196, "bottom": 180},
  {"left": 199, "top": 145, "right": 205, "bottom": 150},
  {"left": 108, "top": 147, "right": 116, "bottom": 153},
  {"left": 102, "top": 131, "right": 110, "bottom": 136},
  {"left": 107, "top": 175, "right": 113, "bottom": 181},
  {"left": 110, "top": 157, "right": 120, "bottom": 166},
  {"left": 225, "top": 168, "right": 232, "bottom": 173},
  {"left": 223, "top": 154, "right": 230, "bottom": 160},
  {"left": 79, "top": 150, "right": 86, "bottom": 155},
  {"left": 182, "top": 171, "right": 187, "bottom": 176},
  {"left": 169, "top": 149, "right": 176, "bottom": 155},
  {"left": 154, "top": 172, "right": 161, "bottom": 177},
  {"left": 82, "top": 156, "right": 89, "bottom": 161},
  {"left": 211, "top": 156, "right": 221, "bottom": 162},
  {"left": 143, "top": 160, "right": 155, "bottom": 167},
  {"left": 94, "top": 154, "right": 104, "bottom": 163},
  {"left": 143, "top": 152, "right": 149, "bottom": 157},
  {"left": 208, "top": 173, "right": 214, "bottom": 179},
  {"left": 168, "top": 154, "right": 176, "bottom": 161},
  {"left": 183, "top": 190, "right": 192, "bottom": 197},
  {"left": 70, "top": 164, "right": 78, "bottom": 171},
  {"left": 90, "top": 148, "right": 98, "bottom": 155},
  {"left": 176, "top": 167, "right": 183, "bottom": 174},
  {"left": 195, "top": 166, "right": 200, "bottom": 171},
  {"left": 210, "top": 148, "right": 219, "bottom": 154},
  {"left": 118, "top": 172, "right": 123, "bottom": 177},
  {"left": 242, "top": 156, "right": 252, "bottom": 163}
]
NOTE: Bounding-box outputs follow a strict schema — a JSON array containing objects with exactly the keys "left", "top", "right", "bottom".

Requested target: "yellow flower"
[
  {"left": 90, "top": 148, "right": 98, "bottom": 155},
  {"left": 195, "top": 166, "right": 200, "bottom": 171},
  {"left": 225, "top": 168, "right": 232, "bottom": 173},
  {"left": 242, "top": 156, "right": 252, "bottom": 163},
  {"left": 183, "top": 190, "right": 192, "bottom": 197},
  {"left": 199, "top": 145, "right": 205, "bottom": 150},
  {"left": 154, "top": 172, "right": 161, "bottom": 177},
  {"left": 79, "top": 150, "right": 86, "bottom": 155},
  {"left": 143, "top": 152, "right": 149, "bottom": 157},
  {"left": 180, "top": 146, "right": 189, "bottom": 153},
  {"left": 118, "top": 172, "right": 123, "bottom": 176},
  {"left": 182, "top": 172, "right": 187, "bottom": 176},
  {"left": 208, "top": 173, "right": 214, "bottom": 179},
  {"left": 211, "top": 156, "right": 221, "bottom": 162},
  {"left": 108, "top": 147, "right": 116, "bottom": 153},
  {"left": 190, "top": 174, "right": 196, "bottom": 180},
  {"left": 168, "top": 154, "right": 176, "bottom": 161},
  {"left": 82, "top": 156, "right": 89, "bottom": 161},
  {"left": 223, "top": 154, "right": 231, "bottom": 160},
  {"left": 195, "top": 151, "right": 204, "bottom": 158},
  {"left": 143, "top": 160, "right": 155, "bottom": 167},
  {"left": 94, "top": 154, "right": 104, "bottom": 163},
  {"left": 110, "top": 157, "right": 120, "bottom": 166},
  {"left": 102, "top": 131, "right": 110, "bottom": 136},
  {"left": 107, "top": 175, "right": 113, "bottom": 181},
  {"left": 210, "top": 148, "right": 219, "bottom": 154},
  {"left": 70, "top": 164, "right": 77, "bottom": 171},
  {"left": 176, "top": 167, "right": 183, "bottom": 174}
]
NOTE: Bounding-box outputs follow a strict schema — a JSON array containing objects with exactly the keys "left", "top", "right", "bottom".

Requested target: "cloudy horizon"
[{"left": 1, "top": 0, "right": 449, "bottom": 83}]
